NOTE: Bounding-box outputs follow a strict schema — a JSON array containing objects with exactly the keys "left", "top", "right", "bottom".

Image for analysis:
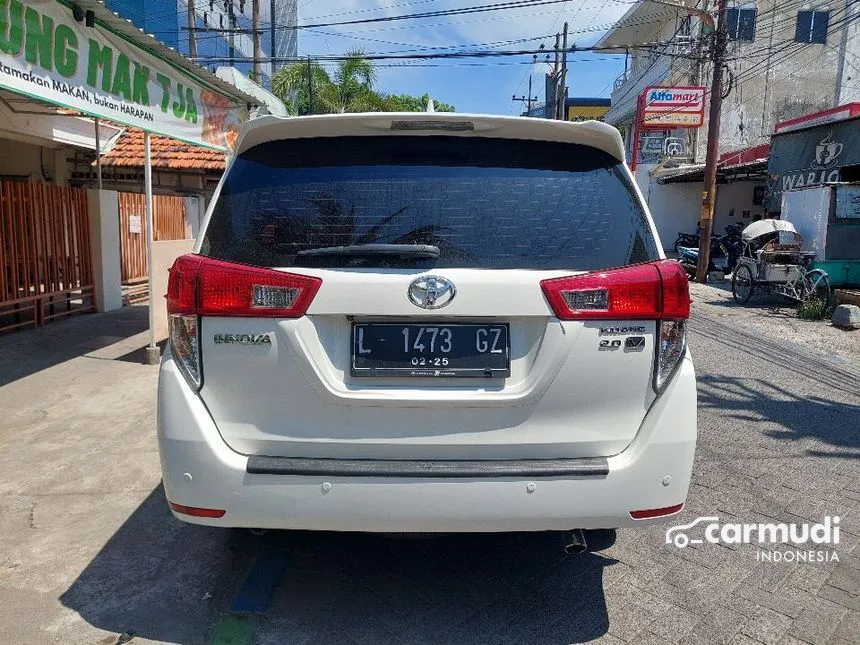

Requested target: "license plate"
[{"left": 351, "top": 323, "right": 510, "bottom": 378}]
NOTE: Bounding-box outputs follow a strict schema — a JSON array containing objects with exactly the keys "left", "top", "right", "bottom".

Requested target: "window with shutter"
[
  {"left": 727, "top": 7, "right": 757, "bottom": 41},
  {"left": 795, "top": 10, "right": 829, "bottom": 43},
  {"left": 811, "top": 10, "right": 830, "bottom": 43}
]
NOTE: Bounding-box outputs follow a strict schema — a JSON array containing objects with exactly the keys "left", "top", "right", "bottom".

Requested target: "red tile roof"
[{"left": 100, "top": 128, "right": 226, "bottom": 171}]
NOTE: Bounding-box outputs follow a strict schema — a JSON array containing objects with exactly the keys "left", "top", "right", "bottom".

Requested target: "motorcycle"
[
  {"left": 672, "top": 225, "right": 700, "bottom": 254},
  {"left": 676, "top": 222, "right": 744, "bottom": 276},
  {"left": 677, "top": 234, "right": 740, "bottom": 276}
]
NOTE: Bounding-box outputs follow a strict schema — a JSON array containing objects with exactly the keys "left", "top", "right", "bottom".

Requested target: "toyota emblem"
[{"left": 408, "top": 275, "right": 456, "bottom": 310}]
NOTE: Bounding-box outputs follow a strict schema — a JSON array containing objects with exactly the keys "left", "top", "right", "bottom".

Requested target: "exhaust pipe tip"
[{"left": 563, "top": 529, "right": 588, "bottom": 554}]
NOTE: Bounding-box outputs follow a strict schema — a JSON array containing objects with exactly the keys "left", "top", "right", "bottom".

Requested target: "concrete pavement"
[{"left": 0, "top": 304, "right": 858, "bottom": 645}]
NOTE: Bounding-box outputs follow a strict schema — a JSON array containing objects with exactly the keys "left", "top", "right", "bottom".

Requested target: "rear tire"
[{"left": 732, "top": 264, "right": 755, "bottom": 304}]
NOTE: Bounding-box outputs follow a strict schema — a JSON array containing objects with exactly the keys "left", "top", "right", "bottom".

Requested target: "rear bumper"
[{"left": 157, "top": 353, "right": 697, "bottom": 532}]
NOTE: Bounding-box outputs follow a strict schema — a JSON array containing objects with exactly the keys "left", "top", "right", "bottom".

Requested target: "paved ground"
[
  {"left": 0, "top": 303, "right": 858, "bottom": 645},
  {"left": 688, "top": 281, "right": 860, "bottom": 367}
]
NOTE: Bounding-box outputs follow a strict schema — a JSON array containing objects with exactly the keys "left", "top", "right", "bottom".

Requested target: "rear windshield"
[{"left": 201, "top": 136, "right": 658, "bottom": 270}]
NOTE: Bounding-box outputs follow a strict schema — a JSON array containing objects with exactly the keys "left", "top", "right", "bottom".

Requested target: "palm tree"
[
  {"left": 330, "top": 53, "right": 385, "bottom": 113},
  {"left": 272, "top": 50, "right": 386, "bottom": 115},
  {"left": 271, "top": 58, "right": 335, "bottom": 115}
]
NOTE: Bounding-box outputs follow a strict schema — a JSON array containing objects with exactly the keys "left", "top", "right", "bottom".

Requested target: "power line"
[
  {"left": 510, "top": 0, "right": 575, "bottom": 105},
  {"left": 624, "top": 4, "right": 859, "bottom": 126},
  {"left": 188, "top": 39, "right": 681, "bottom": 64},
  {"left": 306, "top": 57, "right": 623, "bottom": 70},
  {"left": 187, "top": 8, "right": 683, "bottom": 52},
  {"left": 166, "top": 0, "right": 641, "bottom": 37},
  {"left": 725, "top": 3, "right": 856, "bottom": 82},
  {"left": 606, "top": 0, "right": 706, "bottom": 111},
  {"left": 305, "top": 0, "right": 637, "bottom": 22},
  {"left": 723, "top": 6, "right": 850, "bottom": 64},
  {"left": 595, "top": 0, "right": 855, "bottom": 124},
  {"left": 303, "top": 32, "right": 556, "bottom": 54}
]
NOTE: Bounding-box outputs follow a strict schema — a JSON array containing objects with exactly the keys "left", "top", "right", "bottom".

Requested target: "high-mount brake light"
[{"left": 165, "top": 254, "right": 322, "bottom": 391}]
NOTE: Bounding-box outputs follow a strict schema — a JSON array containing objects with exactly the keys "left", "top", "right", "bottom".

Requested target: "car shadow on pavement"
[
  {"left": 0, "top": 306, "right": 149, "bottom": 387},
  {"left": 697, "top": 374, "right": 860, "bottom": 454},
  {"left": 59, "top": 485, "right": 248, "bottom": 645},
  {"left": 60, "top": 486, "right": 615, "bottom": 645}
]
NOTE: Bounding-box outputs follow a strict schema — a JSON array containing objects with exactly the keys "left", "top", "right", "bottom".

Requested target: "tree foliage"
[
  {"left": 382, "top": 93, "right": 455, "bottom": 113},
  {"left": 272, "top": 52, "right": 455, "bottom": 115}
]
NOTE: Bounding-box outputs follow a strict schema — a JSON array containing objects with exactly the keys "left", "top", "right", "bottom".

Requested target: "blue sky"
[{"left": 297, "top": 0, "right": 632, "bottom": 115}]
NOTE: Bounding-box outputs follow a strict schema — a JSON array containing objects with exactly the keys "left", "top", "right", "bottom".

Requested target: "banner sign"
[
  {"left": 641, "top": 86, "right": 705, "bottom": 128},
  {"left": 767, "top": 116, "right": 860, "bottom": 211},
  {"left": 0, "top": 0, "right": 248, "bottom": 149}
]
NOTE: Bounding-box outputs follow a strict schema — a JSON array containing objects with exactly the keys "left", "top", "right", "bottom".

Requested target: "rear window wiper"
[{"left": 296, "top": 244, "right": 441, "bottom": 259}]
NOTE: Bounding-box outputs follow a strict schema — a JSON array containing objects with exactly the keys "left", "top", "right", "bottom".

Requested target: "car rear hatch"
[{"left": 167, "top": 131, "right": 689, "bottom": 461}]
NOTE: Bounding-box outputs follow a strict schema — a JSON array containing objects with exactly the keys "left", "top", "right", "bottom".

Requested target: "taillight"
[
  {"left": 541, "top": 260, "right": 690, "bottom": 393},
  {"left": 195, "top": 257, "right": 321, "bottom": 317},
  {"left": 165, "top": 254, "right": 322, "bottom": 390}
]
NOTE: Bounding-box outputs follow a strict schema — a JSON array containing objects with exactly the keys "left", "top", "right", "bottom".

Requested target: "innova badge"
[
  {"left": 213, "top": 333, "right": 271, "bottom": 345},
  {"left": 408, "top": 275, "right": 456, "bottom": 310}
]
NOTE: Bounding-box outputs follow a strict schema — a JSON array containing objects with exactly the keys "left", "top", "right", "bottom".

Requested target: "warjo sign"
[
  {"left": 641, "top": 86, "right": 706, "bottom": 128},
  {"left": 0, "top": 0, "right": 248, "bottom": 149},
  {"left": 767, "top": 112, "right": 860, "bottom": 211}
]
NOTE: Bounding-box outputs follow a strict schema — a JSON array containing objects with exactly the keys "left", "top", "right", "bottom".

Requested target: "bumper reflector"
[
  {"left": 168, "top": 501, "right": 226, "bottom": 518},
  {"left": 629, "top": 503, "right": 684, "bottom": 520}
]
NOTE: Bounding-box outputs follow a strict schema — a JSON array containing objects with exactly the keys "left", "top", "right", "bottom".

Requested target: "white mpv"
[{"left": 158, "top": 112, "right": 697, "bottom": 534}]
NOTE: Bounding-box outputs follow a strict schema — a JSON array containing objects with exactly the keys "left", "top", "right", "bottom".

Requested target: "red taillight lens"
[
  {"left": 166, "top": 254, "right": 322, "bottom": 318},
  {"left": 196, "top": 257, "right": 322, "bottom": 318},
  {"left": 166, "top": 254, "right": 203, "bottom": 315},
  {"left": 657, "top": 260, "right": 691, "bottom": 319},
  {"left": 540, "top": 260, "right": 690, "bottom": 321}
]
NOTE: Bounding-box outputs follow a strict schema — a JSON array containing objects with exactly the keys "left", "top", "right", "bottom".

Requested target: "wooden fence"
[
  {"left": 119, "top": 193, "right": 188, "bottom": 283},
  {"left": 0, "top": 182, "right": 94, "bottom": 334}
]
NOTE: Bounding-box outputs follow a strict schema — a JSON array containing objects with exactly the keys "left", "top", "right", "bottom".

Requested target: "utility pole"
[
  {"left": 270, "top": 0, "right": 277, "bottom": 77},
  {"left": 550, "top": 33, "right": 560, "bottom": 119},
  {"left": 513, "top": 55, "right": 539, "bottom": 115},
  {"left": 252, "top": 0, "right": 261, "bottom": 83},
  {"left": 512, "top": 76, "right": 538, "bottom": 114},
  {"left": 306, "top": 55, "right": 314, "bottom": 114},
  {"left": 557, "top": 21, "right": 569, "bottom": 121},
  {"left": 695, "top": 0, "right": 729, "bottom": 283},
  {"left": 227, "top": 1, "right": 236, "bottom": 66},
  {"left": 187, "top": 0, "right": 197, "bottom": 59}
]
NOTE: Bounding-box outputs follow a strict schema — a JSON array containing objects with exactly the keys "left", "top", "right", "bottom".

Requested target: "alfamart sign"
[
  {"left": 641, "top": 86, "right": 706, "bottom": 128},
  {"left": 0, "top": 0, "right": 248, "bottom": 149}
]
